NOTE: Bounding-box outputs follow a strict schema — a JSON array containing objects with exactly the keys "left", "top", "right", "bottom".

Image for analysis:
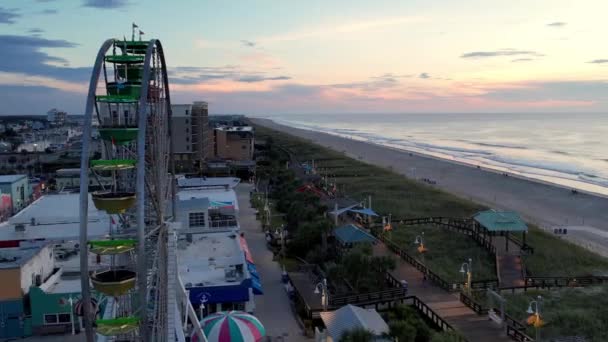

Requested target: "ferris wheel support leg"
[
  {"left": 136, "top": 39, "right": 157, "bottom": 341},
  {"left": 80, "top": 38, "right": 114, "bottom": 342}
]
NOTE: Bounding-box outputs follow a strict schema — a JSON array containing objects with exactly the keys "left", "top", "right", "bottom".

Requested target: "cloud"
[
  {"left": 40, "top": 9, "right": 58, "bottom": 14},
  {"left": 36, "top": 0, "right": 57, "bottom": 2},
  {"left": 331, "top": 73, "right": 407, "bottom": 91},
  {"left": 588, "top": 59, "right": 608, "bottom": 64},
  {"left": 260, "top": 16, "right": 424, "bottom": 43},
  {"left": 169, "top": 65, "right": 290, "bottom": 85},
  {"left": 419, "top": 73, "right": 430, "bottom": 79},
  {"left": 0, "top": 35, "right": 89, "bottom": 83},
  {"left": 240, "top": 40, "right": 256, "bottom": 47},
  {"left": 28, "top": 28, "right": 45, "bottom": 34},
  {"left": 461, "top": 49, "right": 544, "bottom": 59},
  {"left": 83, "top": 0, "right": 130, "bottom": 9},
  {"left": 0, "top": 7, "right": 20, "bottom": 24},
  {"left": 482, "top": 80, "right": 608, "bottom": 105},
  {"left": 511, "top": 58, "right": 534, "bottom": 62},
  {"left": 237, "top": 75, "right": 291, "bottom": 83},
  {"left": 547, "top": 22, "right": 566, "bottom": 27},
  {"left": 0, "top": 84, "right": 84, "bottom": 115}
]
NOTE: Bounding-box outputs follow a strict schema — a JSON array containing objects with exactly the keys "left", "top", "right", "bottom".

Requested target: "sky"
[{"left": 0, "top": 0, "right": 607, "bottom": 115}]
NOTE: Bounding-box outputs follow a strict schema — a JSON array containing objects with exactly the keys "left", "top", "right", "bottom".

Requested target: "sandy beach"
[{"left": 253, "top": 118, "right": 608, "bottom": 257}]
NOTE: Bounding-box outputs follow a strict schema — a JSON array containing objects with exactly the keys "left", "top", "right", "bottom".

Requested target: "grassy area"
[
  {"left": 253, "top": 124, "right": 608, "bottom": 278},
  {"left": 500, "top": 286, "right": 608, "bottom": 341},
  {"left": 524, "top": 228, "right": 608, "bottom": 276},
  {"left": 388, "top": 224, "right": 497, "bottom": 282}
]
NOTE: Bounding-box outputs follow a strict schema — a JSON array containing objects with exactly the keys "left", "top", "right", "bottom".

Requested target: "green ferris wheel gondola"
[
  {"left": 90, "top": 159, "right": 137, "bottom": 171},
  {"left": 104, "top": 54, "right": 144, "bottom": 64},
  {"left": 97, "top": 128, "right": 139, "bottom": 145},
  {"left": 89, "top": 239, "right": 137, "bottom": 255},
  {"left": 95, "top": 317, "right": 140, "bottom": 336}
]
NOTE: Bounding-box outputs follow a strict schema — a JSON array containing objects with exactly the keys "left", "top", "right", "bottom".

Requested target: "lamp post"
[
  {"left": 414, "top": 233, "right": 428, "bottom": 277},
  {"left": 314, "top": 278, "right": 329, "bottom": 311},
  {"left": 459, "top": 258, "right": 473, "bottom": 294},
  {"left": 527, "top": 295, "right": 543, "bottom": 341},
  {"left": 414, "top": 232, "right": 427, "bottom": 254},
  {"left": 69, "top": 296, "right": 75, "bottom": 335}
]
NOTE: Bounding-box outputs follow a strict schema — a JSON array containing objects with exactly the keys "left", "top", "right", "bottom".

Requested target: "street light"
[
  {"left": 460, "top": 258, "right": 473, "bottom": 293},
  {"left": 527, "top": 295, "right": 544, "bottom": 341},
  {"left": 414, "top": 232, "right": 427, "bottom": 254},
  {"left": 314, "top": 278, "right": 329, "bottom": 311}
]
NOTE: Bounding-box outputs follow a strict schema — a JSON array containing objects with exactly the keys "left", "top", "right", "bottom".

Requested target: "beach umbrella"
[{"left": 191, "top": 311, "right": 266, "bottom": 342}]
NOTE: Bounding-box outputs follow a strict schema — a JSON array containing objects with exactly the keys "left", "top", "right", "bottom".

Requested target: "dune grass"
[
  {"left": 503, "top": 286, "right": 608, "bottom": 341},
  {"left": 388, "top": 224, "right": 497, "bottom": 282},
  {"left": 253, "top": 123, "right": 608, "bottom": 277}
]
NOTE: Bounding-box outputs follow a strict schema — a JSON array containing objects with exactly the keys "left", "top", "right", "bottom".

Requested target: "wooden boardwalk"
[
  {"left": 373, "top": 242, "right": 513, "bottom": 342},
  {"left": 493, "top": 236, "right": 526, "bottom": 288}
]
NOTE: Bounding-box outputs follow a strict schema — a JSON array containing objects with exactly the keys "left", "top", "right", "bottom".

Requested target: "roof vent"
[{"left": 15, "top": 224, "right": 25, "bottom": 232}]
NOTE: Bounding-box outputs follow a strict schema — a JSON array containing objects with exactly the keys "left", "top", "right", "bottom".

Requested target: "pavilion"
[
  {"left": 334, "top": 224, "right": 377, "bottom": 248},
  {"left": 473, "top": 210, "right": 530, "bottom": 252}
]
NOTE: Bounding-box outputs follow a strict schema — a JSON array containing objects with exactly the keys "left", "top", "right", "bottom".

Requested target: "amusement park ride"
[{"left": 78, "top": 26, "right": 205, "bottom": 341}]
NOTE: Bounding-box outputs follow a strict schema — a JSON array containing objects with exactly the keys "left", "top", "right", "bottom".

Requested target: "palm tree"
[{"left": 340, "top": 327, "right": 374, "bottom": 342}]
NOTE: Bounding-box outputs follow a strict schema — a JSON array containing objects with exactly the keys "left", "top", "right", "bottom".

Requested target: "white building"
[
  {"left": 47, "top": 109, "right": 67, "bottom": 126},
  {"left": 178, "top": 231, "right": 261, "bottom": 315},
  {"left": 176, "top": 187, "right": 239, "bottom": 232},
  {"left": 1, "top": 193, "right": 110, "bottom": 242},
  {"left": 0, "top": 242, "right": 56, "bottom": 297}
]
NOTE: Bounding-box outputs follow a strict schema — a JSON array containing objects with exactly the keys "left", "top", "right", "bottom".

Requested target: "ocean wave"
[{"left": 469, "top": 141, "right": 529, "bottom": 150}]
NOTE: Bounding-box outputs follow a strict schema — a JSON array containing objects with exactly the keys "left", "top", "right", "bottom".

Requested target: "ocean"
[{"left": 261, "top": 113, "right": 608, "bottom": 197}]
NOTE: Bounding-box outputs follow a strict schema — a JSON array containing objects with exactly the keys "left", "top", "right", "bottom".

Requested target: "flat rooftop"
[
  {"left": 177, "top": 231, "right": 245, "bottom": 287},
  {"left": 9, "top": 193, "right": 105, "bottom": 225},
  {"left": 0, "top": 174, "right": 27, "bottom": 183},
  {"left": 177, "top": 188, "right": 239, "bottom": 211},
  {"left": 0, "top": 194, "right": 110, "bottom": 242},
  {"left": 47, "top": 272, "right": 82, "bottom": 294},
  {"left": 0, "top": 242, "right": 48, "bottom": 269},
  {"left": 176, "top": 176, "right": 241, "bottom": 189}
]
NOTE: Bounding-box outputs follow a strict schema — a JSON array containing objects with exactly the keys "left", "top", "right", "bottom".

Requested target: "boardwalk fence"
[
  {"left": 374, "top": 230, "right": 499, "bottom": 292},
  {"left": 459, "top": 291, "right": 535, "bottom": 342}
]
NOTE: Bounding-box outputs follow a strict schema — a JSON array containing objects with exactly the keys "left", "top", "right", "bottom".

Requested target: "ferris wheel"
[{"left": 78, "top": 28, "right": 175, "bottom": 341}]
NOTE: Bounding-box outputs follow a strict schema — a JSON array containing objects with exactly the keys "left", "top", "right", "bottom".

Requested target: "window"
[
  {"left": 241, "top": 145, "right": 247, "bottom": 150},
  {"left": 58, "top": 314, "right": 71, "bottom": 323},
  {"left": 186, "top": 137, "right": 189, "bottom": 142},
  {"left": 189, "top": 212, "right": 206, "bottom": 227},
  {"left": 44, "top": 314, "right": 58, "bottom": 324},
  {"left": 185, "top": 119, "right": 189, "bottom": 124},
  {"left": 185, "top": 110, "right": 189, "bottom": 115},
  {"left": 44, "top": 313, "right": 71, "bottom": 325}
]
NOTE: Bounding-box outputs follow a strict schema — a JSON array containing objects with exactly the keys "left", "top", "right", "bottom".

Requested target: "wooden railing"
[
  {"left": 459, "top": 292, "right": 487, "bottom": 315},
  {"left": 497, "top": 275, "right": 608, "bottom": 293},
  {"left": 410, "top": 296, "right": 462, "bottom": 337},
  {"left": 459, "top": 291, "right": 535, "bottom": 342},
  {"left": 329, "top": 287, "right": 407, "bottom": 307},
  {"left": 507, "top": 324, "right": 534, "bottom": 342}
]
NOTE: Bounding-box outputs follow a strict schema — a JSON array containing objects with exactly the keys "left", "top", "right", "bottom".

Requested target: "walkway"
[
  {"left": 236, "top": 183, "right": 311, "bottom": 342},
  {"left": 493, "top": 236, "right": 525, "bottom": 288},
  {"left": 373, "top": 243, "right": 512, "bottom": 342}
]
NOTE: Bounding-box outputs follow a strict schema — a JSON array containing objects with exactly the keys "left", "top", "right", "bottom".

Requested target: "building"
[
  {"left": 214, "top": 126, "right": 254, "bottom": 162},
  {"left": 54, "top": 168, "right": 112, "bottom": 190},
  {"left": 47, "top": 109, "right": 67, "bottom": 126},
  {"left": 178, "top": 231, "right": 262, "bottom": 316},
  {"left": 0, "top": 242, "right": 57, "bottom": 339},
  {"left": 28, "top": 270, "right": 89, "bottom": 335},
  {"left": 176, "top": 185, "right": 240, "bottom": 231},
  {"left": 317, "top": 305, "right": 390, "bottom": 342},
  {"left": 0, "top": 193, "right": 110, "bottom": 244},
  {"left": 171, "top": 102, "right": 214, "bottom": 172},
  {"left": 0, "top": 175, "right": 30, "bottom": 214}
]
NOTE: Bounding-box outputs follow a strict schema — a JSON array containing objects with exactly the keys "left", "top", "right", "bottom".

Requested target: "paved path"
[
  {"left": 237, "top": 183, "right": 311, "bottom": 342},
  {"left": 373, "top": 243, "right": 512, "bottom": 342}
]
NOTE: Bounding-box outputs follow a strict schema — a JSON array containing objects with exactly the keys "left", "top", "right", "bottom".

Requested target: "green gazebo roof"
[
  {"left": 334, "top": 224, "right": 377, "bottom": 245},
  {"left": 474, "top": 210, "right": 528, "bottom": 232}
]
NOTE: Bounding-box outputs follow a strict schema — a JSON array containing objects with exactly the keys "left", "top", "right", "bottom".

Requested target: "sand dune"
[{"left": 253, "top": 118, "right": 608, "bottom": 257}]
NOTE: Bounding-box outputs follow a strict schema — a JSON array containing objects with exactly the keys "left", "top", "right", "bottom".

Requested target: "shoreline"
[{"left": 252, "top": 118, "right": 608, "bottom": 257}]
